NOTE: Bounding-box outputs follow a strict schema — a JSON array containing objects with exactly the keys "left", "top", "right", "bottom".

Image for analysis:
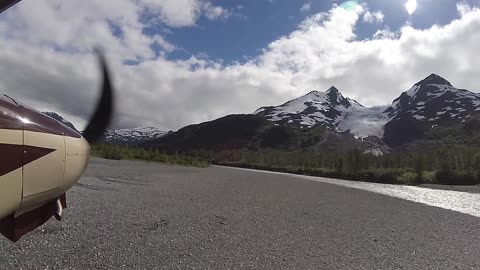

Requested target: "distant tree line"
[
  {"left": 213, "top": 146, "right": 480, "bottom": 185},
  {"left": 91, "top": 144, "right": 208, "bottom": 167},
  {"left": 91, "top": 144, "right": 480, "bottom": 185}
]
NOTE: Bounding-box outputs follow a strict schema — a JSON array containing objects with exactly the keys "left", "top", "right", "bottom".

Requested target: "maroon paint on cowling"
[
  {"left": 22, "top": 105, "right": 82, "bottom": 138},
  {"left": 0, "top": 96, "right": 23, "bottom": 130},
  {"left": 0, "top": 144, "right": 56, "bottom": 177},
  {"left": 0, "top": 95, "right": 81, "bottom": 138}
]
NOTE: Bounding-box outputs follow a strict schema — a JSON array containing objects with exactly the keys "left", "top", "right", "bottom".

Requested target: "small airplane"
[{"left": 0, "top": 0, "right": 114, "bottom": 242}]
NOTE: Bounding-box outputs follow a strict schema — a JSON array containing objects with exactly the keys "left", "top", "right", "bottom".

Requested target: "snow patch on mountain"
[{"left": 363, "top": 148, "right": 384, "bottom": 156}]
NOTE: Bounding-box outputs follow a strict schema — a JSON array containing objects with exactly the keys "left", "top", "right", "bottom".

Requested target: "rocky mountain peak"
[
  {"left": 416, "top": 73, "right": 452, "bottom": 87},
  {"left": 387, "top": 74, "right": 458, "bottom": 117},
  {"left": 325, "top": 86, "right": 340, "bottom": 95},
  {"left": 383, "top": 74, "right": 480, "bottom": 145},
  {"left": 324, "top": 86, "right": 351, "bottom": 108}
]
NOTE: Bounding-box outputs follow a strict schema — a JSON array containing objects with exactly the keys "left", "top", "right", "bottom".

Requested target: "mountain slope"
[
  {"left": 144, "top": 114, "right": 389, "bottom": 156},
  {"left": 143, "top": 115, "right": 271, "bottom": 152},
  {"left": 383, "top": 74, "right": 480, "bottom": 146}
]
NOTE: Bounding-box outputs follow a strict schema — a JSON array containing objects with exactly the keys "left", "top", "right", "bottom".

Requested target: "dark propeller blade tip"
[
  {"left": 0, "top": 0, "right": 22, "bottom": 14},
  {"left": 82, "top": 52, "right": 114, "bottom": 144}
]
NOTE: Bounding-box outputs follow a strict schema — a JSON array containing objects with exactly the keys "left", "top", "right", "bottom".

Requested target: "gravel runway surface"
[{"left": 1, "top": 158, "right": 479, "bottom": 269}]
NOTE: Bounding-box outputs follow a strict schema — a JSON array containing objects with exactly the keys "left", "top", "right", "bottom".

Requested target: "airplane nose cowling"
[{"left": 63, "top": 136, "right": 90, "bottom": 192}]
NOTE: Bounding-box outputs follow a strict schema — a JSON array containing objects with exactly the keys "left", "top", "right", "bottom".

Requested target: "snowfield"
[{"left": 336, "top": 106, "right": 389, "bottom": 139}]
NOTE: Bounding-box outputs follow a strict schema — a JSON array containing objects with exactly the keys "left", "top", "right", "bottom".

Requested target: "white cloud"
[
  {"left": 141, "top": 0, "right": 201, "bottom": 27},
  {"left": 141, "top": 0, "right": 231, "bottom": 27},
  {"left": 300, "top": 3, "right": 312, "bottom": 13},
  {"left": 363, "top": 10, "right": 384, "bottom": 24},
  {"left": 373, "top": 27, "right": 397, "bottom": 39},
  {"left": 1, "top": 2, "right": 480, "bottom": 131},
  {"left": 457, "top": 2, "right": 473, "bottom": 16},
  {"left": 202, "top": 2, "right": 231, "bottom": 20}
]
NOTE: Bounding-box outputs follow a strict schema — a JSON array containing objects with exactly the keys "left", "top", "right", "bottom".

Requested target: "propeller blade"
[
  {"left": 0, "top": 0, "right": 21, "bottom": 14},
  {"left": 82, "top": 53, "right": 114, "bottom": 144}
]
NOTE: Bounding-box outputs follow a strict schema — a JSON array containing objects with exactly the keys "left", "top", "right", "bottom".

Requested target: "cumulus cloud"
[
  {"left": 363, "top": 10, "right": 384, "bottom": 24},
  {"left": 1, "top": 1, "right": 480, "bottom": 131},
  {"left": 300, "top": 3, "right": 312, "bottom": 13}
]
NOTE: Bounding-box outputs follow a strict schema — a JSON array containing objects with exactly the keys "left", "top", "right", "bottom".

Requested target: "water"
[
  {"left": 298, "top": 175, "right": 480, "bottom": 218},
  {"left": 224, "top": 166, "right": 480, "bottom": 218}
]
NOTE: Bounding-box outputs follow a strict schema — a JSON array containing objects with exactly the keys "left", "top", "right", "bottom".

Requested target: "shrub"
[
  {"left": 397, "top": 172, "right": 419, "bottom": 185},
  {"left": 358, "top": 169, "right": 401, "bottom": 184},
  {"left": 423, "top": 171, "right": 436, "bottom": 183}
]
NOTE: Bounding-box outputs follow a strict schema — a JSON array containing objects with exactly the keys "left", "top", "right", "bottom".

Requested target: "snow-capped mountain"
[
  {"left": 255, "top": 74, "right": 480, "bottom": 146},
  {"left": 43, "top": 111, "right": 170, "bottom": 146},
  {"left": 104, "top": 127, "right": 171, "bottom": 146},
  {"left": 255, "top": 87, "right": 362, "bottom": 129},
  {"left": 385, "top": 74, "right": 480, "bottom": 122},
  {"left": 255, "top": 87, "right": 389, "bottom": 138},
  {"left": 383, "top": 74, "right": 480, "bottom": 145}
]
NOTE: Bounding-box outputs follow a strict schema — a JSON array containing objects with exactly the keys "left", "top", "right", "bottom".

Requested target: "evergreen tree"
[{"left": 414, "top": 153, "right": 425, "bottom": 183}]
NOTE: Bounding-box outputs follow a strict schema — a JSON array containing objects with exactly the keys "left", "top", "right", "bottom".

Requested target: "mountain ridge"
[
  {"left": 103, "top": 127, "right": 171, "bottom": 146},
  {"left": 44, "top": 111, "right": 170, "bottom": 146},
  {"left": 253, "top": 73, "right": 480, "bottom": 145},
  {"left": 46, "top": 73, "right": 480, "bottom": 150}
]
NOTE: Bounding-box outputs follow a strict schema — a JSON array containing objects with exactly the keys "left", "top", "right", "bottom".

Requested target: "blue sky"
[
  {"left": 159, "top": 0, "right": 478, "bottom": 64},
  {"left": 1, "top": 0, "right": 480, "bottom": 130}
]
